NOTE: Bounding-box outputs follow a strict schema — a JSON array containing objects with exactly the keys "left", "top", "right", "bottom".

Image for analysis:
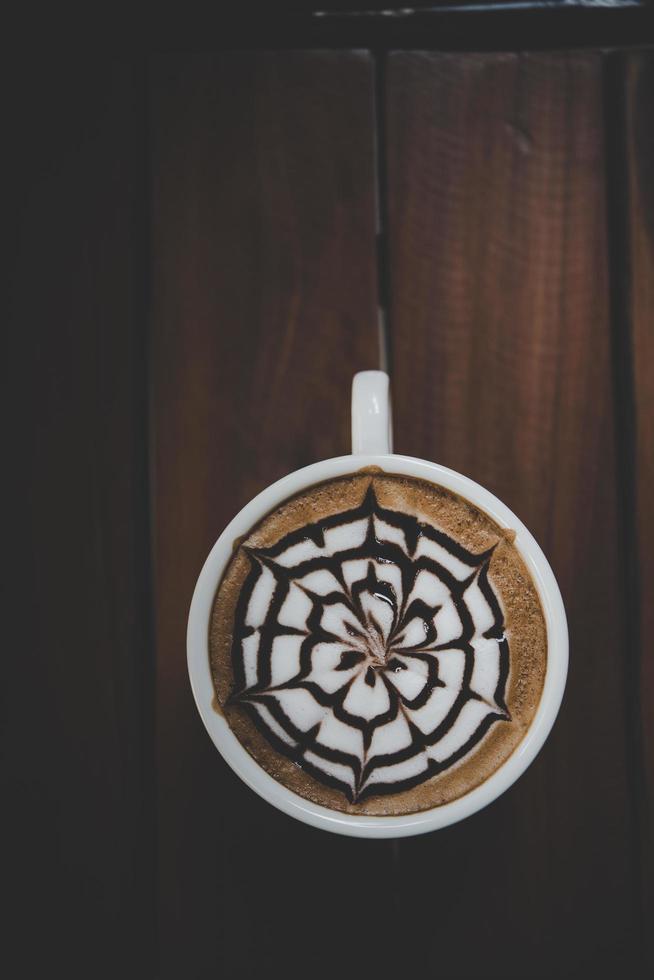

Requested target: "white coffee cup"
[{"left": 187, "top": 371, "right": 568, "bottom": 838}]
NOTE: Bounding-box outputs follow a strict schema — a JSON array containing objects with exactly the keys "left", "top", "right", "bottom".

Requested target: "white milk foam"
[{"left": 231, "top": 486, "right": 510, "bottom": 802}]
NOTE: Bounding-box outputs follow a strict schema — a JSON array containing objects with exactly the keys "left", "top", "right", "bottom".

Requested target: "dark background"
[{"left": 4, "top": 3, "right": 654, "bottom": 978}]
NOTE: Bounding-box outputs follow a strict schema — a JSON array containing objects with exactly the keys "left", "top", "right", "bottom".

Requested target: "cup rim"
[{"left": 187, "top": 453, "right": 568, "bottom": 838}]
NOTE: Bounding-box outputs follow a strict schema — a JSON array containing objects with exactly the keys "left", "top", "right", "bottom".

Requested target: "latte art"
[{"left": 227, "top": 485, "right": 511, "bottom": 803}]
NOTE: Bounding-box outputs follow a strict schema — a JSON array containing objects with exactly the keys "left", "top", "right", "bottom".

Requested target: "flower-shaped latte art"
[{"left": 229, "top": 485, "right": 510, "bottom": 803}]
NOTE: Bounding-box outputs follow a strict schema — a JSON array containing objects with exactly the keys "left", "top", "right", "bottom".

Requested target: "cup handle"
[{"left": 351, "top": 371, "right": 393, "bottom": 455}]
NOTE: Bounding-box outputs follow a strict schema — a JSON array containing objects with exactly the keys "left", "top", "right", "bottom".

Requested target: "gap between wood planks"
[{"left": 373, "top": 49, "right": 393, "bottom": 375}]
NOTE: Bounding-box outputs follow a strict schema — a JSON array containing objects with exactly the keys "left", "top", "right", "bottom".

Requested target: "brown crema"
[{"left": 210, "top": 470, "right": 547, "bottom": 816}]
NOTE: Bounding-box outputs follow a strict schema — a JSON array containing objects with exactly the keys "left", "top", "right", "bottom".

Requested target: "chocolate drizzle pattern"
[{"left": 228, "top": 484, "right": 511, "bottom": 803}]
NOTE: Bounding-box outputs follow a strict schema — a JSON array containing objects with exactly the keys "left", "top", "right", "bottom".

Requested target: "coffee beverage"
[{"left": 210, "top": 470, "right": 547, "bottom": 816}]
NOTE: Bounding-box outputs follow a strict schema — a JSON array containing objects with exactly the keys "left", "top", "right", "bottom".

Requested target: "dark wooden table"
[{"left": 5, "top": 7, "right": 653, "bottom": 978}]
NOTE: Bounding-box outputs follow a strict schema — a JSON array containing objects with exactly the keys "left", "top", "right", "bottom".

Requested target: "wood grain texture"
[
  {"left": 387, "top": 52, "right": 641, "bottom": 977},
  {"left": 624, "top": 50, "right": 654, "bottom": 970},
  {"left": 3, "top": 58, "right": 153, "bottom": 976},
  {"left": 150, "top": 53, "right": 380, "bottom": 978},
  {"left": 8, "top": 44, "right": 652, "bottom": 980}
]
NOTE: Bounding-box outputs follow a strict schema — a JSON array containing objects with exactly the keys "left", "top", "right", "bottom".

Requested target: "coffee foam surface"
[{"left": 210, "top": 471, "right": 547, "bottom": 816}]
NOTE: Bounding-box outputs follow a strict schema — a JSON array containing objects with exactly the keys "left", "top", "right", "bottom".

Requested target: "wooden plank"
[
  {"left": 150, "top": 53, "right": 380, "bottom": 977},
  {"left": 387, "top": 52, "right": 640, "bottom": 976},
  {"left": 4, "top": 57, "right": 153, "bottom": 975},
  {"left": 624, "top": 50, "right": 654, "bottom": 970}
]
